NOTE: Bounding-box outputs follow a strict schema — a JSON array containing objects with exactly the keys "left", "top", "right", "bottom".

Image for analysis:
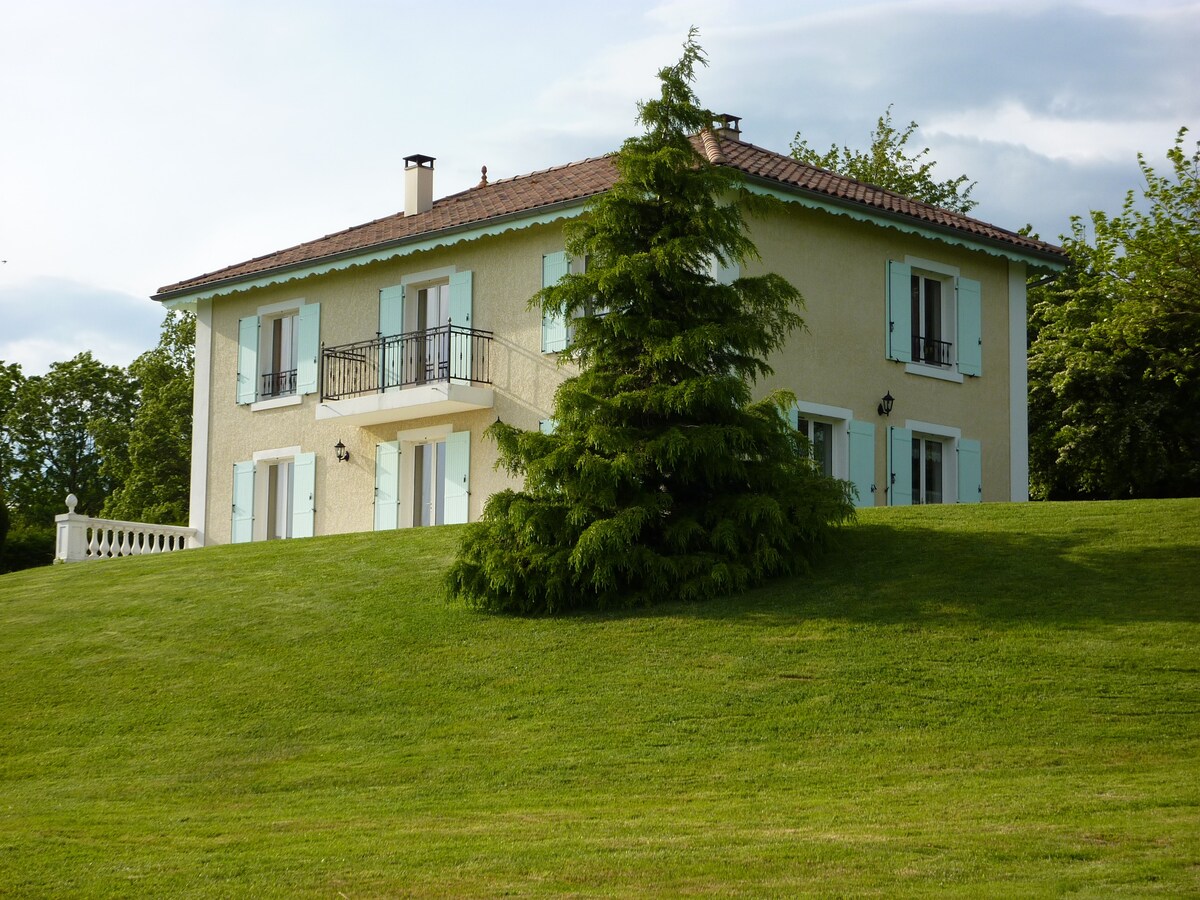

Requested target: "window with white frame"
[
  {"left": 231, "top": 448, "right": 316, "bottom": 543},
  {"left": 886, "top": 257, "right": 981, "bottom": 381},
  {"left": 910, "top": 434, "right": 945, "bottom": 505},
  {"left": 909, "top": 271, "right": 953, "bottom": 368},
  {"left": 887, "top": 421, "right": 982, "bottom": 506},
  {"left": 259, "top": 311, "right": 299, "bottom": 399},
  {"left": 237, "top": 300, "right": 320, "bottom": 406},
  {"left": 374, "top": 428, "right": 470, "bottom": 530},
  {"left": 790, "top": 401, "right": 877, "bottom": 509},
  {"left": 378, "top": 268, "right": 474, "bottom": 388},
  {"left": 796, "top": 416, "right": 835, "bottom": 478}
]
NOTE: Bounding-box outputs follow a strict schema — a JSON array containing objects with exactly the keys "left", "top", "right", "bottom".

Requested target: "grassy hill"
[{"left": 1, "top": 500, "right": 1198, "bottom": 896}]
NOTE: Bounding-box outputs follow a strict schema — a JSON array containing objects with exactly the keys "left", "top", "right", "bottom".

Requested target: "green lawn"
[{"left": 1, "top": 500, "right": 1198, "bottom": 896}]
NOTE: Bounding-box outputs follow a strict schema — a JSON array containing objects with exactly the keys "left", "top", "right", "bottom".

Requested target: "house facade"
[{"left": 153, "top": 121, "right": 1067, "bottom": 547}]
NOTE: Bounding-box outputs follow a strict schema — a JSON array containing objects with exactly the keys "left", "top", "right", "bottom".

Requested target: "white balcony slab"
[{"left": 316, "top": 382, "right": 494, "bottom": 426}]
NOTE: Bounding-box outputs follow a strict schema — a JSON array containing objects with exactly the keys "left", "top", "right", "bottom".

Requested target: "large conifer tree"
[{"left": 447, "top": 34, "right": 853, "bottom": 612}]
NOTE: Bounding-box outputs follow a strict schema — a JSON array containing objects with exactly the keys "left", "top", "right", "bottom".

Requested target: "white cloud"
[
  {"left": 0, "top": 277, "right": 162, "bottom": 375},
  {"left": 1, "top": 0, "right": 1197, "bottom": 373},
  {"left": 925, "top": 102, "right": 1185, "bottom": 164}
]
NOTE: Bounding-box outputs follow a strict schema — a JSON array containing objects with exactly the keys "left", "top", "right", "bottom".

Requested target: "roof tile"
[{"left": 156, "top": 133, "right": 1065, "bottom": 297}]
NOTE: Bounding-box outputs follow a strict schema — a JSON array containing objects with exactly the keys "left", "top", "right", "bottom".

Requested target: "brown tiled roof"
[
  {"left": 712, "top": 139, "right": 1062, "bottom": 260},
  {"left": 155, "top": 133, "right": 1065, "bottom": 298}
]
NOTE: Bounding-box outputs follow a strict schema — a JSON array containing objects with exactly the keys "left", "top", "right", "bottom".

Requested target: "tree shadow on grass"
[{"left": 583, "top": 519, "right": 1200, "bottom": 628}]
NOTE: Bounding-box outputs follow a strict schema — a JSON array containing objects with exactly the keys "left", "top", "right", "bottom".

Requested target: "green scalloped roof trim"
[
  {"left": 160, "top": 203, "right": 590, "bottom": 309},
  {"left": 745, "top": 182, "right": 1065, "bottom": 273}
]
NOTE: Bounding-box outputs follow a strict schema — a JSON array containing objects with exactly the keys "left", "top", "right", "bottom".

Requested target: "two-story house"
[{"left": 152, "top": 117, "right": 1067, "bottom": 546}]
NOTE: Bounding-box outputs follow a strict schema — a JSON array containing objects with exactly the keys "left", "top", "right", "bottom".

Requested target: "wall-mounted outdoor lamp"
[
  {"left": 334, "top": 440, "right": 350, "bottom": 462},
  {"left": 877, "top": 391, "right": 895, "bottom": 417}
]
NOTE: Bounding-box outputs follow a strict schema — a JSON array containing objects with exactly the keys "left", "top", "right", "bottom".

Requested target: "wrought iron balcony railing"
[
  {"left": 912, "top": 335, "right": 953, "bottom": 367},
  {"left": 260, "top": 369, "right": 297, "bottom": 399},
  {"left": 321, "top": 324, "right": 493, "bottom": 401}
]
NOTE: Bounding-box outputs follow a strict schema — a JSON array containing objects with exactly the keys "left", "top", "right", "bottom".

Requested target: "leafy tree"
[
  {"left": 0, "top": 361, "right": 22, "bottom": 538},
  {"left": 98, "top": 311, "right": 194, "bottom": 525},
  {"left": 790, "top": 105, "right": 977, "bottom": 213},
  {"left": 1028, "top": 127, "right": 1200, "bottom": 499},
  {"left": 447, "top": 33, "right": 854, "bottom": 613},
  {"left": 0, "top": 480, "right": 9, "bottom": 559},
  {"left": 4, "top": 352, "right": 137, "bottom": 525}
]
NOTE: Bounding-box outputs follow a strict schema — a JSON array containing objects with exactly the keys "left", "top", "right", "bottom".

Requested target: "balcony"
[
  {"left": 912, "top": 335, "right": 953, "bottom": 368},
  {"left": 316, "top": 325, "right": 494, "bottom": 426},
  {"left": 260, "top": 369, "right": 297, "bottom": 399}
]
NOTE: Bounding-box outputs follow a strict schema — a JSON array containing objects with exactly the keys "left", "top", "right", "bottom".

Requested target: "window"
[
  {"left": 378, "top": 269, "right": 474, "bottom": 388},
  {"left": 790, "top": 401, "right": 877, "bottom": 509},
  {"left": 231, "top": 449, "right": 316, "bottom": 543},
  {"left": 237, "top": 301, "right": 320, "bottom": 406},
  {"left": 264, "top": 459, "right": 295, "bottom": 538},
  {"left": 413, "top": 282, "right": 451, "bottom": 385},
  {"left": 797, "top": 416, "right": 835, "bottom": 477},
  {"left": 260, "top": 312, "right": 298, "bottom": 398},
  {"left": 887, "top": 422, "right": 982, "bottom": 505},
  {"left": 412, "top": 440, "right": 448, "bottom": 526},
  {"left": 910, "top": 273, "right": 951, "bottom": 367},
  {"left": 886, "top": 258, "right": 981, "bottom": 379},
  {"left": 374, "top": 429, "right": 470, "bottom": 530},
  {"left": 911, "top": 435, "right": 944, "bottom": 504}
]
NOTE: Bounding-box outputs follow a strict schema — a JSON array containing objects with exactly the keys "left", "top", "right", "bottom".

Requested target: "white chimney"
[{"left": 404, "top": 154, "right": 435, "bottom": 216}]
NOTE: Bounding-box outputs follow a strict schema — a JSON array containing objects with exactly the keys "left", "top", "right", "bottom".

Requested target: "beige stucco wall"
[
  {"left": 197, "top": 200, "right": 1022, "bottom": 544},
  {"left": 202, "top": 222, "right": 577, "bottom": 544},
  {"left": 744, "top": 201, "right": 1018, "bottom": 505}
]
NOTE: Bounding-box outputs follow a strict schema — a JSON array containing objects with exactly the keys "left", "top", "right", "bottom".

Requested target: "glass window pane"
[
  {"left": 814, "top": 421, "right": 834, "bottom": 477},
  {"left": 910, "top": 274, "right": 921, "bottom": 346},
  {"left": 925, "top": 440, "right": 943, "bottom": 504},
  {"left": 925, "top": 278, "right": 941, "bottom": 342},
  {"left": 911, "top": 438, "right": 922, "bottom": 504}
]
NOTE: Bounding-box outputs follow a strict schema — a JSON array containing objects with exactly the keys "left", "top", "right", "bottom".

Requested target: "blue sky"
[{"left": 1, "top": 0, "right": 1197, "bottom": 373}]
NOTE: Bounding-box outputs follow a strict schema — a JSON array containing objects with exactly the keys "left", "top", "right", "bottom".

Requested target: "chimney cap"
[
  {"left": 713, "top": 113, "right": 742, "bottom": 136},
  {"left": 404, "top": 154, "right": 436, "bottom": 169}
]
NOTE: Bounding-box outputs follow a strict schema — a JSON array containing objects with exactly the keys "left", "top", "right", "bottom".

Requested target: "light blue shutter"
[
  {"left": 538, "top": 419, "right": 558, "bottom": 434},
  {"left": 237, "top": 316, "right": 259, "bottom": 404},
  {"left": 380, "top": 285, "right": 405, "bottom": 390},
  {"left": 231, "top": 461, "right": 255, "bottom": 543},
  {"left": 374, "top": 441, "right": 401, "bottom": 530},
  {"left": 542, "top": 252, "right": 570, "bottom": 353},
  {"left": 443, "top": 431, "right": 470, "bottom": 525},
  {"left": 380, "top": 285, "right": 405, "bottom": 336},
  {"left": 787, "top": 405, "right": 800, "bottom": 431},
  {"left": 957, "top": 438, "right": 982, "bottom": 504},
  {"left": 449, "top": 270, "right": 473, "bottom": 380},
  {"left": 710, "top": 255, "right": 740, "bottom": 285},
  {"left": 887, "top": 261, "right": 912, "bottom": 363},
  {"left": 291, "top": 452, "right": 316, "bottom": 538},
  {"left": 296, "top": 303, "right": 320, "bottom": 395},
  {"left": 956, "top": 277, "right": 982, "bottom": 377},
  {"left": 848, "top": 419, "right": 876, "bottom": 508},
  {"left": 888, "top": 426, "right": 913, "bottom": 506}
]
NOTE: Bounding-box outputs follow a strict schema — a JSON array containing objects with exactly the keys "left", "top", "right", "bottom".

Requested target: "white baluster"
[{"left": 53, "top": 493, "right": 198, "bottom": 562}]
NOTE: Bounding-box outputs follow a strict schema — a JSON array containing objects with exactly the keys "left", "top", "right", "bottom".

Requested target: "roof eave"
[
  {"left": 151, "top": 194, "right": 601, "bottom": 305},
  {"left": 739, "top": 173, "right": 1067, "bottom": 271}
]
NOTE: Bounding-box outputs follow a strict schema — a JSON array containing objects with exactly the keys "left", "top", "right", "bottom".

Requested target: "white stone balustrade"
[{"left": 55, "top": 494, "right": 197, "bottom": 563}]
